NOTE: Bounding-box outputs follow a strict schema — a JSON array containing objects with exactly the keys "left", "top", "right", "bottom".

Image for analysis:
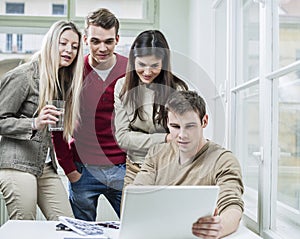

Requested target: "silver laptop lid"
[{"left": 119, "top": 185, "right": 219, "bottom": 239}]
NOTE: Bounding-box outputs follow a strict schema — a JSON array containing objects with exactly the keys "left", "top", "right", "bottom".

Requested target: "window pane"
[
  {"left": 278, "top": 72, "right": 300, "bottom": 208},
  {"left": 52, "top": 4, "right": 66, "bottom": 15},
  {"left": 6, "top": 3, "right": 24, "bottom": 14},
  {"left": 275, "top": 71, "right": 300, "bottom": 237},
  {"left": 75, "top": 0, "right": 144, "bottom": 19},
  {"left": 235, "top": 84, "right": 260, "bottom": 222},
  {"left": 17, "top": 34, "right": 23, "bottom": 52},
  {"left": 278, "top": 0, "right": 300, "bottom": 68},
  {"left": 241, "top": 2, "right": 259, "bottom": 83},
  {"left": 0, "top": 0, "right": 67, "bottom": 17},
  {"left": 6, "top": 34, "right": 12, "bottom": 52}
]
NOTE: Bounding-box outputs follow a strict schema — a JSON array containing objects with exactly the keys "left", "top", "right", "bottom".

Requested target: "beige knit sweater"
[{"left": 133, "top": 140, "right": 244, "bottom": 214}]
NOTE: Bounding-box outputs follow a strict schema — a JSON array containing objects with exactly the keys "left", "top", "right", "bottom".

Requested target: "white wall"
[
  {"left": 158, "top": 0, "right": 190, "bottom": 56},
  {"left": 159, "top": 0, "right": 214, "bottom": 139},
  {"left": 188, "top": 0, "right": 213, "bottom": 78},
  {"left": 159, "top": 0, "right": 213, "bottom": 78}
]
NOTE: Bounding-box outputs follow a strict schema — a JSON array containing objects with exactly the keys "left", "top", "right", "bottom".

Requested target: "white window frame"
[{"left": 214, "top": 0, "right": 300, "bottom": 238}]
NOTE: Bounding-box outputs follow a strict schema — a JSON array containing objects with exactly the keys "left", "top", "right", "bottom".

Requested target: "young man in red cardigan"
[{"left": 53, "top": 8, "right": 128, "bottom": 221}]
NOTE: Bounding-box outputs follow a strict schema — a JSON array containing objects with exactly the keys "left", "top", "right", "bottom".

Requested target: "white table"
[{"left": 0, "top": 220, "right": 262, "bottom": 239}]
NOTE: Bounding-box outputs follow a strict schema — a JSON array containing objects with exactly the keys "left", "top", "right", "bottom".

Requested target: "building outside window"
[
  {"left": 0, "top": 0, "right": 157, "bottom": 58},
  {"left": 5, "top": 2, "right": 25, "bottom": 53}
]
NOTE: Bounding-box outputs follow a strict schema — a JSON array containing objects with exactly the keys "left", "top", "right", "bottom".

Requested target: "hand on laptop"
[{"left": 192, "top": 208, "right": 222, "bottom": 239}]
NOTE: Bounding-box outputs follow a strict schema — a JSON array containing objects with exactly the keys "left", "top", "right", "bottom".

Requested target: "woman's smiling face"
[
  {"left": 58, "top": 29, "right": 79, "bottom": 68},
  {"left": 135, "top": 55, "right": 163, "bottom": 84}
]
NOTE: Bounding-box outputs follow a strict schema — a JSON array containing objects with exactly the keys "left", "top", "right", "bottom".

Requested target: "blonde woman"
[{"left": 0, "top": 20, "right": 83, "bottom": 220}]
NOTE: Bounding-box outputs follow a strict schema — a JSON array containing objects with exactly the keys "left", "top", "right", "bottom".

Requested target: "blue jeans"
[{"left": 69, "top": 162, "right": 125, "bottom": 221}]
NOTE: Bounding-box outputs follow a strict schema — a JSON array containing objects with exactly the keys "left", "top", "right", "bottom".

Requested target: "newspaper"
[{"left": 59, "top": 216, "right": 108, "bottom": 238}]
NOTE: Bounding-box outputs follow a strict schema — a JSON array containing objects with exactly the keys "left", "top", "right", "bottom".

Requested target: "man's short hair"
[
  {"left": 165, "top": 90, "right": 206, "bottom": 123},
  {"left": 85, "top": 8, "right": 119, "bottom": 36}
]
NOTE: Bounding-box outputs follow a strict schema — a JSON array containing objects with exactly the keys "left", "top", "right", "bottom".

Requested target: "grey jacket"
[{"left": 0, "top": 60, "right": 57, "bottom": 177}]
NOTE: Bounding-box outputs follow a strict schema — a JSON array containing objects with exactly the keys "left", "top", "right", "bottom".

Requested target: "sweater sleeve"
[
  {"left": 114, "top": 78, "right": 167, "bottom": 152},
  {"left": 51, "top": 131, "right": 77, "bottom": 175},
  {"left": 214, "top": 152, "right": 244, "bottom": 214}
]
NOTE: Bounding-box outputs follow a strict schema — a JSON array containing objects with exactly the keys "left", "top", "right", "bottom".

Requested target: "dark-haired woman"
[{"left": 114, "top": 30, "right": 188, "bottom": 187}]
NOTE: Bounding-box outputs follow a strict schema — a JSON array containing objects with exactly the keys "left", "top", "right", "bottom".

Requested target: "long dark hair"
[{"left": 120, "top": 30, "right": 188, "bottom": 128}]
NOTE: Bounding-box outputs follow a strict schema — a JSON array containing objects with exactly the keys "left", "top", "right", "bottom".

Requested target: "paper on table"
[{"left": 59, "top": 216, "right": 107, "bottom": 238}]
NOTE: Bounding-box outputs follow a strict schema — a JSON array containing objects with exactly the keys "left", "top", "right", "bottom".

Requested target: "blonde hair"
[{"left": 35, "top": 20, "right": 84, "bottom": 139}]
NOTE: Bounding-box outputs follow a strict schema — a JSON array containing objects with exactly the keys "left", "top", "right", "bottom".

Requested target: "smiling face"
[
  {"left": 58, "top": 29, "right": 79, "bottom": 68},
  {"left": 167, "top": 110, "right": 208, "bottom": 162},
  {"left": 135, "top": 55, "right": 163, "bottom": 84},
  {"left": 84, "top": 25, "right": 119, "bottom": 69}
]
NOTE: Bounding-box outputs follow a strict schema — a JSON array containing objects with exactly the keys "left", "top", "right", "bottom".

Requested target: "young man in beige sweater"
[{"left": 133, "top": 90, "right": 244, "bottom": 239}]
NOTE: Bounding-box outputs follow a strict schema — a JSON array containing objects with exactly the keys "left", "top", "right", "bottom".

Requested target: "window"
[
  {"left": 6, "top": 3, "right": 25, "bottom": 14},
  {"left": 52, "top": 4, "right": 66, "bottom": 15},
  {"left": 6, "top": 34, "right": 12, "bottom": 52},
  {"left": 0, "top": 0, "right": 157, "bottom": 61},
  {"left": 278, "top": 74, "right": 300, "bottom": 211},
  {"left": 234, "top": 84, "right": 260, "bottom": 223},
  {"left": 2, "top": 1, "right": 67, "bottom": 17},
  {"left": 17, "top": 34, "right": 22, "bottom": 52},
  {"left": 241, "top": 2, "right": 259, "bottom": 83},
  {"left": 237, "top": 1, "right": 260, "bottom": 228},
  {"left": 214, "top": 0, "right": 300, "bottom": 238},
  {"left": 0, "top": 0, "right": 157, "bottom": 30},
  {"left": 274, "top": 70, "right": 300, "bottom": 238}
]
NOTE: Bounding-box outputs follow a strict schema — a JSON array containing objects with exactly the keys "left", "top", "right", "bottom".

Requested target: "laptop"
[{"left": 118, "top": 185, "right": 219, "bottom": 239}]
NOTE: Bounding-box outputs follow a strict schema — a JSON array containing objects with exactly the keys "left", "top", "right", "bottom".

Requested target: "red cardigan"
[{"left": 53, "top": 53, "right": 128, "bottom": 174}]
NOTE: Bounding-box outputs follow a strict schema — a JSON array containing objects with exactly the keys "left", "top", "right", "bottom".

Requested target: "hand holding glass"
[{"left": 47, "top": 100, "right": 65, "bottom": 131}]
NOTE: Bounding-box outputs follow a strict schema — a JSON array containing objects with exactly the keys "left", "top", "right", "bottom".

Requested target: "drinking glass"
[{"left": 47, "top": 100, "right": 65, "bottom": 131}]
